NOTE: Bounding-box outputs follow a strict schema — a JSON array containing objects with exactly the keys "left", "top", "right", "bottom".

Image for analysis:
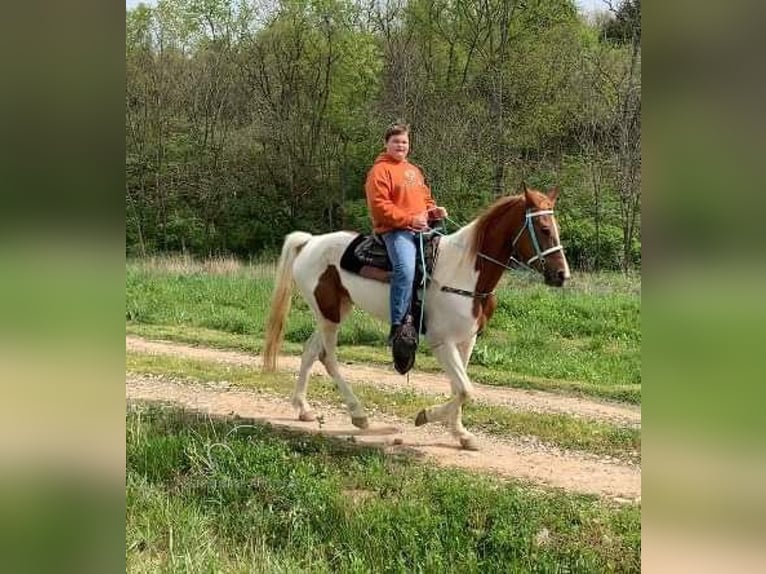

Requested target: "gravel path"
[
  {"left": 127, "top": 369, "right": 640, "bottom": 500},
  {"left": 127, "top": 336, "right": 640, "bottom": 427}
]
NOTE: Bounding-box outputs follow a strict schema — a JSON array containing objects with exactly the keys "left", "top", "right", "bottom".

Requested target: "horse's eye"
[{"left": 540, "top": 226, "right": 551, "bottom": 237}]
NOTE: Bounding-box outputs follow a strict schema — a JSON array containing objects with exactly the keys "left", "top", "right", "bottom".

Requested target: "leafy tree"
[{"left": 125, "top": 0, "right": 640, "bottom": 270}]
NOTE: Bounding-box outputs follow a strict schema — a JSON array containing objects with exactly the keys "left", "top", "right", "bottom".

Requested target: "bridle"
[
  {"left": 436, "top": 208, "right": 566, "bottom": 300},
  {"left": 473, "top": 208, "right": 565, "bottom": 273}
]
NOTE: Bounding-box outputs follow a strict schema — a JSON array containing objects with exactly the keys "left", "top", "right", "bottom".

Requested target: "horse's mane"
[{"left": 470, "top": 194, "right": 525, "bottom": 269}]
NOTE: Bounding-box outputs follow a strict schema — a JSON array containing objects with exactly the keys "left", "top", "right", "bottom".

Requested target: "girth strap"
[{"left": 440, "top": 285, "right": 494, "bottom": 300}]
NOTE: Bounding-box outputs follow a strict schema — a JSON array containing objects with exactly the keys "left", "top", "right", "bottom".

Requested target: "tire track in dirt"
[
  {"left": 127, "top": 374, "right": 640, "bottom": 500},
  {"left": 126, "top": 336, "right": 640, "bottom": 427}
]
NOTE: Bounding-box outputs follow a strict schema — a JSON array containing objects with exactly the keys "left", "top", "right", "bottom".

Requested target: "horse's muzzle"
[{"left": 544, "top": 268, "right": 568, "bottom": 287}]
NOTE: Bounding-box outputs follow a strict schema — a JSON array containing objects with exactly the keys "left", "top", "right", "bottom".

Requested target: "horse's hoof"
[
  {"left": 351, "top": 416, "right": 369, "bottom": 429},
  {"left": 414, "top": 410, "right": 428, "bottom": 427},
  {"left": 460, "top": 437, "right": 480, "bottom": 451},
  {"left": 298, "top": 411, "right": 316, "bottom": 422}
]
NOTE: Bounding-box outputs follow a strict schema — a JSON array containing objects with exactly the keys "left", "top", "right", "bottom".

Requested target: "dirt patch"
[
  {"left": 126, "top": 336, "right": 640, "bottom": 427},
  {"left": 127, "top": 374, "right": 640, "bottom": 500},
  {"left": 342, "top": 489, "right": 376, "bottom": 505}
]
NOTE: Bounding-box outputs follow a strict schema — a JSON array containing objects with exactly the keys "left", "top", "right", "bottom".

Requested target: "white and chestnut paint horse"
[{"left": 263, "top": 187, "right": 570, "bottom": 450}]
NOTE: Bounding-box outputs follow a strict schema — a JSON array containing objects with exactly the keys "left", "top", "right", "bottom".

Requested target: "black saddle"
[
  {"left": 340, "top": 230, "right": 440, "bottom": 277},
  {"left": 339, "top": 229, "right": 441, "bottom": 337},
  {"left": 339, "top": 233, "right": 392, "bottom": 273}
]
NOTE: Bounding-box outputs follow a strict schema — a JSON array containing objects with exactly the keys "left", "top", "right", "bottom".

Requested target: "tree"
[{"left": 125, "top": 0, "right": 640, "bottom": 270}]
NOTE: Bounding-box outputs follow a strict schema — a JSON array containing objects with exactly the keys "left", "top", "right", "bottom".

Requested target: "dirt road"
[
  {"left": 126, "top": 336, "right": 641, "bottom": 500},
  {"left": 126, "top": 336, "right": 640, "bottom": 426}
]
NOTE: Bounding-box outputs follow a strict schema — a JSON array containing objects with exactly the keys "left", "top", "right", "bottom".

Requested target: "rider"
[{"left": 364, "top": 123, "right": 448, "bottom": 349}]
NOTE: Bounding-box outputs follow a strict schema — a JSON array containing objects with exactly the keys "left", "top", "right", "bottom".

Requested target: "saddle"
[
  {"left": 339, "top": 227, "right": 441, "bottom": 336},
  {"left": 339, "top": 233, "right": 392, "bottom": 275}
]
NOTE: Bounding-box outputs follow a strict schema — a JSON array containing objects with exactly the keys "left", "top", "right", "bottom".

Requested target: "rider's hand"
[
  {"left": 428, "top": 206, "right": 448, "bottom": 219},
  {"left": 410, "top": 213, "right": 429, "bottom": 231}
]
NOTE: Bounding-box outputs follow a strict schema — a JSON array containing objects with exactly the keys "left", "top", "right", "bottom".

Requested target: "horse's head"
[{"left": 516, "top": 187, "right": 570, "bottom": 287}]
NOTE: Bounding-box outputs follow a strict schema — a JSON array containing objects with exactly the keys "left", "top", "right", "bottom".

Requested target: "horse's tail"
[{"left": 263, "top": 231, "right": 313, "bottom": 372}]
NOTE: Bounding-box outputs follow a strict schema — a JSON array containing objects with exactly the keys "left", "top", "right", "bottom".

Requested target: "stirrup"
[{"left": 391, "top": 316, "right": 418, "bottom": 375}]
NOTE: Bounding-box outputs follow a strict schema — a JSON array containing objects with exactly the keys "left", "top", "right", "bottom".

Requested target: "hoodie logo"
[{"left": 404, "top": 169, "right": 418, "bottom": 186}]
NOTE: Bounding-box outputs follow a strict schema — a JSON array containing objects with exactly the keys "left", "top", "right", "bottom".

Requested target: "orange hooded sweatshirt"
[{"left": 364, "top": 153, "right": 435, "bottom": 234}]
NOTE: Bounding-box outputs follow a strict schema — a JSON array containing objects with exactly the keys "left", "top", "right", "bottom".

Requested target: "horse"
[{"left": 262, "top": 186, "right": 570, "bottom": 450}]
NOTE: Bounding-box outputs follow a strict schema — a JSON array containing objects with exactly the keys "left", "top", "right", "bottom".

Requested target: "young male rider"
[{"left": 364, "top": 123, "right": 448, "bottom": 356}]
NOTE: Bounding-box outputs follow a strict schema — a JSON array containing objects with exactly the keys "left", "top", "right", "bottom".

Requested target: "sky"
[{"left": 126, "top": 0, "right": 609, "bottom": 14}]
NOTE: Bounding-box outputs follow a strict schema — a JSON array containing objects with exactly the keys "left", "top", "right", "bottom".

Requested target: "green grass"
[
  {"left": 127, "top": 352, "right": 640, "bottom": 463},
  {"left": 126, "top": 260, "right": 641, "bottom": 404},
  {"left": 127, "top": 404, "right": 641, "bottom": 572},
  {"left": 126, "top": 322, "right": 640, "bottom": 403}
]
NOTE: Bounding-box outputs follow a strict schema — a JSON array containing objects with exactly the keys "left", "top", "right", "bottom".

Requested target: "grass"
[
  {"left": 127, "top": 403, "right": 641, "bottom": 572},
  {"left": 127, "top": 352, "right": 640, "bottom": 463},
  {"left": 126, "top": 322, "right": 640, "bottom": 404},
  {"left": 126, "top": 258, "right": 641, "bottom": 404}
]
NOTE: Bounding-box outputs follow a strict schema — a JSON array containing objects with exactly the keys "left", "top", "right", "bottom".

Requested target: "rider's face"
[{"left": 385, "top": 133, "right": 409, "bottom": 161}]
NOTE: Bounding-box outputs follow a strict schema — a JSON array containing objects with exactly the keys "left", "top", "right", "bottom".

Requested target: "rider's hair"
[{"left": 384, "top": 122, "right": 410, "bottom": 142}]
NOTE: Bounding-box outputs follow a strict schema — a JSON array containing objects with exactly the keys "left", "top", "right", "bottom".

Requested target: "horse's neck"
[
  {"left": 470, "top": 201, "right": 525, "bottom": 295},
  {"left": 434, "top": 223, "right": 480, "bottom": 291},
  {"left": 437, "top": 203, "right": 523, "bottom": 295}
]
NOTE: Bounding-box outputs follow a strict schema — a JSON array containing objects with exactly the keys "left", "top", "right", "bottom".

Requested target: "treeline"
[{"left": 126, "top": 0, "right": 640, "bottom": 270}]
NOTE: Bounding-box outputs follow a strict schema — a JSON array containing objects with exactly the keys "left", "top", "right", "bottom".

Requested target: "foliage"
[
  {"left": 601, "top": 0, "right": 641, "bottom": 45},
  {"left": 563, "top": 219, "right": 636, "bottom": 270},
  {"left": 126, "top": 0, "right": 640, "bottom": 270}
]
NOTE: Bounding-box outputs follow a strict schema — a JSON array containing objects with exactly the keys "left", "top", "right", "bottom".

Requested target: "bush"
[
  {"left": 342, "top": 199, "right": 373, "bottom": 233},
  {"left": 561, "top": 220, "right": 627, "bottom": 270}
]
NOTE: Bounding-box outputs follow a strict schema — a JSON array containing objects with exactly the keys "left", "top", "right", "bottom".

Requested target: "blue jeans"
[{"left": 382, "top": 230, "right": 417, "bottom": 325}]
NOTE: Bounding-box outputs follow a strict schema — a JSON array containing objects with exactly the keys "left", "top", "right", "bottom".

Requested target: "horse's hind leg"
[
  {"left": 304, "top": 263, "right": 367, "bottom": 429},
  {"left": 318, "top": 319, "right": 369, "bottom": 429},
  {"left": 292, "top": 330, "right": 323, "bottom": 422}
]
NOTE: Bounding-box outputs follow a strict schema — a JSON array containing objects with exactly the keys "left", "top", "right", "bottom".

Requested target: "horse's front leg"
[
  {"left": 414, "top": 340, "right": 479, "bottom": 450},
  {"left": 457, "top": 334, "right": 477, "bottom": 368}
]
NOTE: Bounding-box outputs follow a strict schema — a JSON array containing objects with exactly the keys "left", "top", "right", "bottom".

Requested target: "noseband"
[{"left": 510, "top": 209, "right": 564, "bottom": 268}]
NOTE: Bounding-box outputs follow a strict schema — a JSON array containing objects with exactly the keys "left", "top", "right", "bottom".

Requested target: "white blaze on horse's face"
[{"left": 522, "top": 189, "right": 571, "bottom": 287}]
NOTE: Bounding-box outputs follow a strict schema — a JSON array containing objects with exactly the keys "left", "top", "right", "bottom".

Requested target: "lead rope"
[
  {"left": 418, "top": 230, "right": 429, "bottom": 337},
  {"left": 402, "top": 230, "right": 430, "bottom": 386}
]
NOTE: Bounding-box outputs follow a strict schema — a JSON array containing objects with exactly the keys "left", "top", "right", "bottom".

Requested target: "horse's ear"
[
  {"left": 524, "top": 187, "right": 535, "bottom": 206},
  {"left": 520, "top": 180, "right": 529, "bottom": 192},
  {"left": 547, "top": 186, "right": 560, "bottom": 202}
]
